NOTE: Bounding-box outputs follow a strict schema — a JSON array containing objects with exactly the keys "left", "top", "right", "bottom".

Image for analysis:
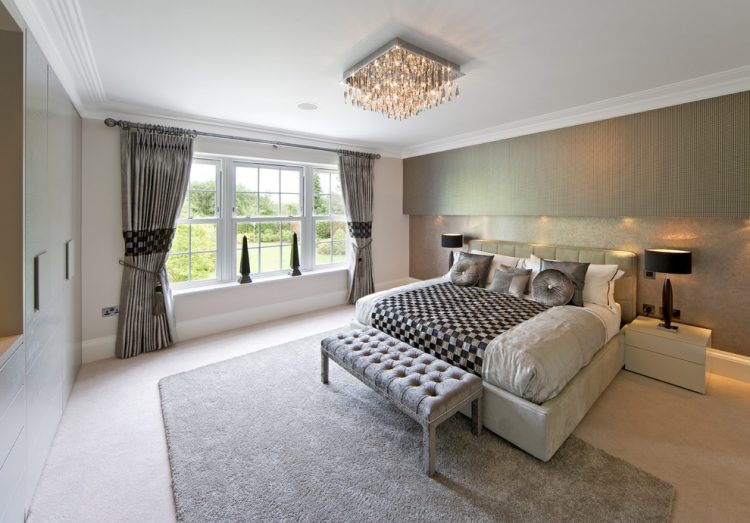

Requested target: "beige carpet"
[
  {"left": 26, "top": 305, "right": 750, "bottom": 522},
  {"left": 159, "top": 331, "right": 674, "bottom": 522}
]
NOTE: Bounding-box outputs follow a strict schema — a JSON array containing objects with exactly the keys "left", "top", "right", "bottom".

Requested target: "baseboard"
[
  {"left": 82, "top": 335, "right": 117, "bottom": 364},
  {"left": 80, "top": 278, "right": 416, "bottom": 364},
  {"left": 78, "top": 276, "right": 422, "bottom": 364},
  {"left": 175, "top": 289, "right": 348, "bottom": 342},
  {"left": 707, "top": 348, "right": 750, "bottom": 385}
]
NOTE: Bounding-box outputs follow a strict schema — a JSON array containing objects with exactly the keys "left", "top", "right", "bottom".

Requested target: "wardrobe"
[{"left": 0, "top": 3, "right": 82, "bottom": 520}]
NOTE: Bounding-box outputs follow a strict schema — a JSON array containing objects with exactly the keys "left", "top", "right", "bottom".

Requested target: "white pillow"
[
  {"left": 520, "top": 254, "right": 542, "bottom": 294},
  {"left": 607, "top": 269, "right": 626, "bottom": 307},
  {"left": 472, "top": 249, "right": 522, "bottom": 287},
  {"left": 582, "top": 264, "right": 620, "bottom": 307}
]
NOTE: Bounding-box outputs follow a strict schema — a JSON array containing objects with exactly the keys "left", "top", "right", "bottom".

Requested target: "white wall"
[{"left": 80, "top": 118, "right": 409, "bottom": 362}]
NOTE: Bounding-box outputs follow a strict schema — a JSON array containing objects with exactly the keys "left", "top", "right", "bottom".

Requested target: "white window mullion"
[
  {"left": 216, "top": 158, "right": 224, "bottom": 282},
  {"left": 302, "top": 166, "right": 314, "bottom": 271}
]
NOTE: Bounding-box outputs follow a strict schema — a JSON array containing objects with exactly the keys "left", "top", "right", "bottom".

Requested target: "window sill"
[{"left": 172, "top": 265, "right": 348, "bottom": 297}]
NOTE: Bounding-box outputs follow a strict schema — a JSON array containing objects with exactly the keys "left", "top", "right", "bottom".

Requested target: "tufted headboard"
[{"left": 468, "top": 239, "right": 638, "bottom": 323}]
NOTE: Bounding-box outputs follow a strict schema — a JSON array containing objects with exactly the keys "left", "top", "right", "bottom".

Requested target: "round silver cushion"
[
  {"left": 449, "top": 259, "right": 481, "bottom": 287},
  {"left": 532, "top": 269, "right": 574, "bottom": 306}
]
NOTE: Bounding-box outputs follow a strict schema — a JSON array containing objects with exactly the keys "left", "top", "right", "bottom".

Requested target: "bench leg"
[
  {"left": 321, "top": 350, "right": 329, "bottom": 385},
  {"left": 422, "top": 423, "right": 436, "bottom": 477},
  {"left": 471, "top": 397, "right": 482, "bottom": 436}
]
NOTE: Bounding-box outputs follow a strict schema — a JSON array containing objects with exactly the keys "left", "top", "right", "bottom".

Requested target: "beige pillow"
[{"left": 472, "top": 249, "right": 522, "bottom": 288}]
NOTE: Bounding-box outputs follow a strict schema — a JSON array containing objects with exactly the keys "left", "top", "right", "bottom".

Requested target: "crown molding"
[
  {"left": 46, "top": 0, "right": 105, "bottom": 102},
  {"left": 10, "top": 0, "right": 750, "bottom": 161},
  {"left": 11, "top": 0, "right": 104, "bottom": 109},
  {"left": 402, "top": 65, "right": 750, "bottom": 158},
  {"left": 84, "top": 101, "right": 404, "bottom": 159}
]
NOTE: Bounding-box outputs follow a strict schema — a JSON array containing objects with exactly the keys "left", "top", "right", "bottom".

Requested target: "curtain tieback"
[
  {"left": 350, "top": 239, "right": 373, "bottom": 251},
  {"left": 119, "top": 260, "right": 166, "bottom": 316}
]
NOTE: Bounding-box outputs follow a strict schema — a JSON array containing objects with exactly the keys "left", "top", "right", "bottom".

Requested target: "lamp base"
[{"left": 657, "top": 322, "right": 679, "bottom": 333}]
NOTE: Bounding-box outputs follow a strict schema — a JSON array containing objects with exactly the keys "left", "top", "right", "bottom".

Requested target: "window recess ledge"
[{"left": 172, "top": 265, "right": 348, "bottom": 297}]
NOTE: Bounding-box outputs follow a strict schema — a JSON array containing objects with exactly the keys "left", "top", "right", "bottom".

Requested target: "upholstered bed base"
[
  {"left": 459, "top": 332, "right": 624, "bottom": 461},
  {"left": 350, "top": 315, "right": 624, "bottom": 461},
  {"left": 352, "top": 239, "right": 635, "bottom": 461}
]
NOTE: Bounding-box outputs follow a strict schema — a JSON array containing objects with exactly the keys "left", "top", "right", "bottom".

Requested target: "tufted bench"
[{"left": 321, "top": 328, "right": 482, "bottom": 476}]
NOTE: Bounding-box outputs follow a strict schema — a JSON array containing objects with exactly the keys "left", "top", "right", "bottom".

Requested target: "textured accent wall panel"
[
  {"left": 410, "top": 215, "right": 750, "bottom": 357},
  {"left": 404, "top": 91, "right": 750, "bottom": 217}
]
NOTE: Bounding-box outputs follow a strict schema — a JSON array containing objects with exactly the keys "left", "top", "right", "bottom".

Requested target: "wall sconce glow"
[{"left": 661, "top": 233, "right": 698, "bottom": 241}]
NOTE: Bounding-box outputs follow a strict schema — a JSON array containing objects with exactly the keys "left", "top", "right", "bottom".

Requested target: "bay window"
[{"left": 167, "top": 155, "right": 347, "bottom": 288}]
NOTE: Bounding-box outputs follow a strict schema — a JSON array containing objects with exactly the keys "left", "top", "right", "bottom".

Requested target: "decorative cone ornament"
[
  {"left": 238, "top": 235, "right": 252, "bottom": 283},
  {"left": 289, "top": 232, "right": 302, "bottom": 276}
]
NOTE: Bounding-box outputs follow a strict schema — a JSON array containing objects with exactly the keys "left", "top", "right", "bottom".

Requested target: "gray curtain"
[
  {"left": 338, "top": 151, "right": 376, "bottom": 303},
  {"left": 115, "top": 125, "right": 195, "bottom": 359}
]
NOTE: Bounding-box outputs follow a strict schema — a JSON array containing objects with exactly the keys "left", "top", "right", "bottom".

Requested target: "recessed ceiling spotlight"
[{"left": 297, "top": 102, "right": 318, "bottom": 111}]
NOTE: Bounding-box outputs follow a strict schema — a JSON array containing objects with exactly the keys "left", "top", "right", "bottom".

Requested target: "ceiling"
[{"left": 11, "top": 0, "right": 750, "bottom": 157}]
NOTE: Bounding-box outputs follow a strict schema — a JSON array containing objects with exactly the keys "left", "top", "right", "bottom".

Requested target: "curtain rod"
[{"left": 103, "top": 118, "right": 381, "bottom": 159}]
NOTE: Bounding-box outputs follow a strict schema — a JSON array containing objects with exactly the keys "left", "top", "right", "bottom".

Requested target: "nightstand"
[{"left": 624, "top": 316, "right": 711, "bottom": 393}]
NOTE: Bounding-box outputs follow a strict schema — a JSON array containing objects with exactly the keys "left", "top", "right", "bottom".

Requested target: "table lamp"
[
  {"left": 644, "top": 248, "right": 692, "bottom": 332},
  {"left": 441, "top": 233, "right": 463, "bottom": 270}
]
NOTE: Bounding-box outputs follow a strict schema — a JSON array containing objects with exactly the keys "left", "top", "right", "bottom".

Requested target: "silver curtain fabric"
[
  {"left": 116, "top": 127, "right": 194, "bottom": 359},
  {"left": 338, "top": 151, "right": 375, "bottom": 303}
]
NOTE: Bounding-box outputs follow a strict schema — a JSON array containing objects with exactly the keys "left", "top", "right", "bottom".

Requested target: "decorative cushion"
[
  {"left": 449, "top": 252, "right": 494, "bottom": 287},
  {"left": 540, "top": 259, "right": 590, "bottom": 306},
  {"left": 444, "top": 248, "right": 469, "bottom": 277},
  {"left": 488, "top": 266, "right": 532, "bottom": 297},
  {"left": 532, "top": 269, "right": 575, "bottom": 306}
]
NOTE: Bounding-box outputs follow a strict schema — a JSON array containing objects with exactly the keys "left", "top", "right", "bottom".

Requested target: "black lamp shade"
[
  {"left": 441, "top": 233, "right": 463, "bottom": 248},
  {"left": 644, "top": 249, "right": 692, "bottom": 274}
]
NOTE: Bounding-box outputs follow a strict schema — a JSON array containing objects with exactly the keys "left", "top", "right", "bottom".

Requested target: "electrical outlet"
[
  {"left": 657, "top": 307, "right": 681, "bottom": 319},
  {"left": 645, "top": 270, "right": 656, "bottom": 279},
  {"left": 102, "top": 305, "right": 119, "bottom": 317},
  {"left": 642, "top": 303, "right": 654, "bottom": 315}
]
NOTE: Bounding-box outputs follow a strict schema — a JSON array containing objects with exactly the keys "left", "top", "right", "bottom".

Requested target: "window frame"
[
  {"left": 169, "top": 154, "right": 347, "bottom": 290},
  {"left": 311, "top": 168, "right": 348, "bottom": 268},
  {"left": 230, "top": 160, "right": 305, "bottom": 278},
  {"left": 169, "top": 157, "right": 223, "bottom": 287}
]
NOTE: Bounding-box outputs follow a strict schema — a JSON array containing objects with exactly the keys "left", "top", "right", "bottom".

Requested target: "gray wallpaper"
[
  {"left": 404, "top": 91, "right": 750, "bottom": 218},
  {"left": 409, "top": 215, "right": 750, "bottom": 357}
]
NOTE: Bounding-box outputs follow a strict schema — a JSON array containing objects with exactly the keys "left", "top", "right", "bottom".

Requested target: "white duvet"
[{"left": 354, "top": 277, "right": 619, "bottom": 404}]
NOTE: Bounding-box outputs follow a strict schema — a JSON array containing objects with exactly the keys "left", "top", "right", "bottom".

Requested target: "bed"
[{"left": 353, "top": 239, "right": 638, "bottom": 461}]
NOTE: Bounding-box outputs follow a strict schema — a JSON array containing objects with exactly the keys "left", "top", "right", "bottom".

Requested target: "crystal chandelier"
[{"left": 342, "top": 38, "right": 464, "bottom": 120}]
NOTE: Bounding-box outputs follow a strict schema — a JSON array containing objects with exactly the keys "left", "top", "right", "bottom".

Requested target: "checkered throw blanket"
[{"left": 371, "top": 282, "right": 549, "bottom": 377}]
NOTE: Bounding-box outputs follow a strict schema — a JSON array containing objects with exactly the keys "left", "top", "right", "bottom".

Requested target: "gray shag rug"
[{"left": 159, "top": 330, "right": 674, "bottom": 522}]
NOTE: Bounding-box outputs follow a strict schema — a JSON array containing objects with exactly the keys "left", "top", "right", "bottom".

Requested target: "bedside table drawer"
[
  {"left": 625, "top": 345, "right": 706, "bottom": 393},
  {"left": 625, "top": 330, "right": 706, "bottom": 364}
]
